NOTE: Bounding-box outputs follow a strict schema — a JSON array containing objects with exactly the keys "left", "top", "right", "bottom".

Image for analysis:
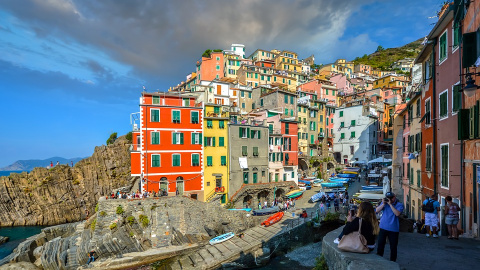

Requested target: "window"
[
  {"left": 239, "top": 127, "right": 248, "bottom": 138},
  {"left": 441, "top": 144, "right": 449, "bottom": 188},
  {"left": 251, "top": 130, "right": 261, "bottom": 139},
  {"left": 284, "top": 94, "right": 288, "bottom": 103},
  {"left": 151, "top": 131, "right": 160, "bottom": 144},
  {"left": 151, "top": 109, "right": 160, "bottom": 122},
  {"left": 340, "top": 111, "right": 343, "bottom": 117},
  {"left": 290, "top": 96, "right": 294, "bottom": 104},
  {"left": 285, "top": 123, "right": 289, "bottom": 134},
  {"left": 207, "top": 120, "right": 213, "bottom": 128},
  {"left": 340, "top": 122, "right": 344, "bottom": 128},
  {"left": 331, "top": 118, "right": 333, "bottom": 124},
  {"left": 172, "top": 110, "right": 181, "bottom": 123},
  {"left": 216, "top": 65, "right": 220, "bottom": 70},
  {"left": 269, "top": 124, "right": 273, "bottom": 134},
  {"left": 191, "top": 133, "right": 202, "bottom": 144},
  {"left": 425, "top": 98, "right": 431, "bottom": 124},
  {"left": 243, "top": 172, "right": 249, "bottom": 184},
  {"left": 425, "top": 144, "right": 432, "bottom": 171},
  {"left": 350, "top": 146, "right": 354, "bottom": 155},
  {"left": 191, "top": 111, "right": 199, "bottom": 123},
  {"left": 290, "top": 109, "right": 293, "bottom": 116},
  {"left": 242, "top": 146, "right": 248, "bottom": 156},
  {"left": 253, "top": 147, "right": 259, "bottom": 157},
  {"left": 192, "top": 154, "right": 200, "bottom": 166},
  {"left": 340, "top": 133, "right": 345, "bottom": 139},
  {"left": 351, "top": 120, "right": 356, "bottom": 126},
  {"left": 207, "top": 156, "right": 213, "bottom": 166},
  {"left": 351, "top": 131, "right": 355, "bottom": 138},
  {"left": 439, "top": 30, "right": 447, "bottom": 63},
  {"left": 152, "top": 154, "right": 160, "bottom": 167},
  {"left": 249, "top": 92, "right": 252, "bottom": 98},
  {"left": 172, "top": 154, "right": 181, "bottom": 166},
  {"left": 204, "top": 137, "right": 215, "bottom": 147},
  {"left": 417, "top": 170, "right": 421, "bottom": 187},
  {"left": 241, "top": 91, "right": 245, "bottom": 97},
  {"left": 219, "top": 137, "right": 224, "bottom": 146},
  {"left": 416, "top": 100, "right": 420, "bottom": 117},
  {"left": 452, "top": 84, "right": 462, "bottom": 112},
  {"left": 219, "top": 120, "right": 225, "bottom": 129},
  {"left": 453, "top": 24, "right": 460, "bottom": 50},
  {"left": 221, "top": 156, "right": 226, "bottom": 166},
  {"left": 242, "top": 103, "right": 245, "bottom": 109},
  {"left": 172, "top": 132, "right": 184, "bottom": 144},
  {"left": 152, "top": 96, "right": 159, "bottom": 104},
  {"left": 439, "top": 90, "right": 448, "bottom": 119},
  {"left": 214, "top": 107, "right": 220, "bottom": 114},
  {"left": 183, "top": 98, "right": 189, "bottom": 106}
]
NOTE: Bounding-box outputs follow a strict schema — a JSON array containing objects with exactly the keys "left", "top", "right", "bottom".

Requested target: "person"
[
  {"left": 445, "top": 196, "right": 461, "bottom": 240},
  {"left": 334, "top": 196, "right": 340, "bottom": 212},
  {"left": 319, "top": 202, "right": 326, "bottom": 215},
  {"left": 376, "top": 191, "right": 404, "bottom": 262},
  {"left": 71, "top": 161, "right": 73, "bottom": 167},
  {"left": 300, "top": 210, "right": 308, "bottom": 218},
  {"left": 176, "top": 188, "right": 179, "bottom": 196},
  {"left": 87, "top": 250, "right": 96, "bottom": 264},
  {"left": 56, "top": 161, "right": 59, "bottom": 166},
  {"left": 50, "top": 161, "right": 53, "bottom": 168},
  {"left": 423, "top": 193, "right": 440, "bottom": 238},
  {"left": 334, "top": 202, "right": 379, "bottom": 251}
]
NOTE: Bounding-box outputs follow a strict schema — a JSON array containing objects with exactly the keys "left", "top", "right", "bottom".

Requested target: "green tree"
[
  {"left": 376, "top": 45, "right": 385, "bottom": 52},
  {"left": 126, "top": 131, "right": 132, "bottom": 144},
  {"left": 107, "top": 132, "right": 117, "bottom": 145}
]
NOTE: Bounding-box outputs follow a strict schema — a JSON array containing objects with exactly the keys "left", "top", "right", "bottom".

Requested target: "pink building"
[{"left": 330, "top": 74, "right": 353, "bottom": 95}]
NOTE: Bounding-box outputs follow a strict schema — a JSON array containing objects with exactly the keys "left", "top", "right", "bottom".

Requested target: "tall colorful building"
[{"left": 130, "top": 92, "right": 204, "bottom": 199}]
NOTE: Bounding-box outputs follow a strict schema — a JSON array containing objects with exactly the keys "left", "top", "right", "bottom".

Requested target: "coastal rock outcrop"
[
  {"left": 0, "top": 236, "right": 8, "bottom": 245},
  {"left": 1, "top": 196, "right": 257, "bottom": 270},
  {"left": 0, "top": 136, "right": 134, "bottom": 227}
]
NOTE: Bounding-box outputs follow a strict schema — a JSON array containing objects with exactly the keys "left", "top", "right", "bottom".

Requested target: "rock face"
[
  {"left": 0, "top": 236, "right": 9, "bottom": 245},
  {"left": 1, "top": 196, "right": 257, "bottom": 270},
  {"left": 0, "top": 136, "right": 134, "bottom": 227}
]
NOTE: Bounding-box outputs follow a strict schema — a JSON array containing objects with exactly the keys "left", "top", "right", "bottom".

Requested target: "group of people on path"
[
  {"left": 318, "top": 191, "right": 349, "bottom": 214},
  {"left": 107, "top": 189, "right": 168, "bottom": 200},
  {"left": 253, "top": 198, "right": 296, "bottom": 210}
]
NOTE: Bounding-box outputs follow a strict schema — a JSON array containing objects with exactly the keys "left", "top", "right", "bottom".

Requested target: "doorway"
[{"left": 176, "top": 176, "right": 184, "bottom": 195}]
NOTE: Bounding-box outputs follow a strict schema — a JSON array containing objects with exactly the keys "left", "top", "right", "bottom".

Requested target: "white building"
[{"left": 333, "top": 105, "right": 378, "bottom": 165}]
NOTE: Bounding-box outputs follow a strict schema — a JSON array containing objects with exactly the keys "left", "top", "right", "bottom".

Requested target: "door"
[
  {"left": 176, "top": 176, "right": 184, "bottom": 195},
  {"left": 253, "top": 173, "right": 258, "bottom": 183},
  {"left": 160, "top": 177, "right": 168, "bottom": 195},
  {"left": 216, "top": 177, "right": 222, "bottom": 189}
]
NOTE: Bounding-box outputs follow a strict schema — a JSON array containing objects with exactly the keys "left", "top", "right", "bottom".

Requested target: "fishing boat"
[
  {"left": 253, "top": 206, "right": 280, "bottom": 216},
  {"left": 329, "top": 177, "right": 350, "bottom": 182},
  {"left": 287, "top": 190, "right": 304, "bottom": 199},
  {"left": 285, "top": 189, "right": 303, "bottom": 197},
  {"left": 209, "top": 232, "right": 235, "bottom": 245},
  {"left": 362, "top": 185, "right": 382, "bottom": 190},
  {"left": 228, "top": 208, "right": 252, "bottom": 212},
  {"left": 310, "top": 192, "right": 325, "bottom": 203},
  {"left": 342, "top": 170, "right": 359, "bottom": 175},
  {"left": 336, "top": 173, "right": 357, "bottom": 178},
  {"left": 321, "top": 182, "right": 345, "bottom": 188},
  {"left": 312, "top": 179, "right": 324, "bottom": 187},
  {"left": 359, "top": 189, "right": 383, "bottom": 194},
  {"left": 344, "top": 167, "right": 361, "bottom": 172},
  {"left": 261, "top": 212, "right": 284, "bottom": 227}
]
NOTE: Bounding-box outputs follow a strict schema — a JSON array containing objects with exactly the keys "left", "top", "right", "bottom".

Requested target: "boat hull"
[
  {"left": 261, "top": 212, "right": 284, "bottom": 227},
  {"left": 209, "top": 232, "right": 235, "bottom": 245},
  {"left": 253, "top": 206, "right": 280, "bottom": 216}
]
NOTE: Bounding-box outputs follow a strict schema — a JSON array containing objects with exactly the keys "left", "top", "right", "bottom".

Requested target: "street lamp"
[{"left": 462, "top": 73, "right": 480, "bottom": 97}]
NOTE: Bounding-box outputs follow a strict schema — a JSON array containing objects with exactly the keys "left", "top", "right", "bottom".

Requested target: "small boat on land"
[
  {"left": 336, "top": 173, "right": 357, "bottom": 178},
  {"left": 261, "top": 212, "right": 284, "bottom": 227},
  {"left": 287, "top": 191, "right": 304, "bottom": 199},
  {"left": 310, "top": 192, "right": 325, "bottom": 203},
  {"left": 342, "top": 170, "right": 359, "bottom": 175},
  {"left": 362, "top": 185, "right": 382, "bottom": 190},
  {"left": 312, "top": 179, "right": 324, "bottom": 187},
  {"left": 344, "top": 167, "right": 361, "bottom": 172},
  {"left": 328, "top": 178, "right": 350, "bottom": 183},
  {"left": 209, "top": 232, "right": 235, "bottom": 245},
  {"left": 253, "top": 206, "right": 280, "bottom": 216},
  {"left": 359, "top": 189, "right": 383, "bottom": 194},
  {"left": 228, "top": 208, "right": 252, "bottom": 212},
  {"left": 286, "top": 189, "right": 303, "bottom": 196},
  {"left": 321, "top": 182, "right": 345, "bottom": 188}
]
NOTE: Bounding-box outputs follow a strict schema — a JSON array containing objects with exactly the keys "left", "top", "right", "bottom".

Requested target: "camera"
[
  {"left": 350, "top": 209, "right": 355, "bottom": 217},
  {"left": 383, "top": 197, "right": 389, "bottom": 202}
]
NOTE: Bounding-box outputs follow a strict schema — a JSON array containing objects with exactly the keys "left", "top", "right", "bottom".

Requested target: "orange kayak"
[{"left": 261, "top": 212, "right": 284, "bottom": 227}]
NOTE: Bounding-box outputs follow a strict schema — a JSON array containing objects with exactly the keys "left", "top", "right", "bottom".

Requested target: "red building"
[
  {"left": 196, "top": 52, "right": 225, "bottom": 82},
  {"left": 131, "top": 92, "right": 203, "bottom": 198},
  {"left": 281, "top": 119, "right": 299, "bottom": 179}
]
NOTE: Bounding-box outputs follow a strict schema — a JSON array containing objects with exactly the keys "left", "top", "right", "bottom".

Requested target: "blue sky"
[{"left": 0, "top": 0, "right": 441, "bottom": 167}]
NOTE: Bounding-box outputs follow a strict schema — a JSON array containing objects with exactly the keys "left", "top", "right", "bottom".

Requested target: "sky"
[{"left": 0, "top": 0, "right": 442, "bottom": 167}]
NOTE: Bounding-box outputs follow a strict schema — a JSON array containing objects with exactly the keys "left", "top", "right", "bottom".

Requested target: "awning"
[
  {"left": 239, "top": 157, "right": 248, "bottom": 169},
  {"left": 368, "top": 157, "right": 392, "bottom": 164}
]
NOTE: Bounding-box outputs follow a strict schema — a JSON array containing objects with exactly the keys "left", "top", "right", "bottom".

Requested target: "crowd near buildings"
[{"left": 129, "top": 1, "right": 480, "bottom": 239}]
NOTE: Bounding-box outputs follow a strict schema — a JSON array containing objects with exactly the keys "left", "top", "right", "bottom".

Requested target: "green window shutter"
[
  {"left": 458, "top": 109, "right": 470, "bottom": 140},
  {"left": 242, "top": 146, "right": 247, "bottom": 156},
  {"left": 453, "top": 85, "right": 462, "bottom": 112},
  {"left": 212, "top": 137, "right": 216, "bottom": 147},
  {"left": 219, "top": 137, "right": 224, "bottom": 146},
  {"left": 152, "top": 155, "right": 160, "bottom": 167},
  {"left": 207, "top": 156, "right": 212, "bottom": 166},
  {"left": 253, "top": 173, "right": 257, "bottom": 183},
  {"left": 214, "top": 107, "right": 220, "bottom": 114},
  {"left": 221, "top": 156, "right": 226, "bottom": 166},
  {"left": 297, "top": 132, "right": 300, "bottom": 139},
  {"left": 340, "top": 122, "right": 344, "bottom": 128},
  {"left": 272, "top": 153, "right": 276, "bottom": 162},
  {"left": 341, "top": 133, "right": 345, "bottom": 139},
  {"left": 239, "top": 127, "right": 243, "bottom": 137},
  {"left": 410, "top": 168, "right": 414, "bottom": 184},
  {"left": 280, "top": 153, "right": 283, "bottom": 161},
  {"left": 247, "top": 128, "right": 250, "bottom": 138},
  {"left": 340, "top": 111, "right": 343, "bottom": 117},
  {"left": 192, "top": 154, "right": 198, "bottom": 166},
  {"left": 290, "top": 96, "right": 294, "bottom": 104},
  {"left": 251, "top": 130, "right": 254, "bottom": 138},
  {"left": 152, "top": 132, "right": 159, "bottom": 144},
  {"left": 475, "top": 102, "right": 479, "bottom": 138},
  {"left": 253, "top": 147, "right": 258, "bottom": 156},
  {"left": 191, "top": 133, "right": 195, "bottom": 145},
  {"left": 351, "top": 131, "right": 355, "bottom": 138},
  {"left": 172, "top": 133, "right": 177, "bottom": 144},
  {"left": 284, "top": 94, "right": 288, "bottom": 103},
  {"left": 204, "top": 137, "right": 207, "bottom": 146},
  {"left": 219, "top": 120, "right": 224, "bottom": 129},
  {"left": 351, "top": 120, "right": 356, "bottom": 126},
  {"left": 178, "top": 133, "right": 183, "bottom": 144},
  {"left": 258, "top": 130, "right": 261, "bottom": 139}
]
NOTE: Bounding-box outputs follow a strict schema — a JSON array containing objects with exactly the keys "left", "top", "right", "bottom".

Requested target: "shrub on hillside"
[{"left": 106, "top": 132, "right": 117, "bottom": 145}]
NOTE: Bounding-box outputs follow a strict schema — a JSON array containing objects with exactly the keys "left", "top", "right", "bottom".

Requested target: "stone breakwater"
[
  {"left": 0, "top": 196, "right": 258, "bottom": 270},
  {"left": 0, "top": 136, "right": 134, "bottom": 227}
]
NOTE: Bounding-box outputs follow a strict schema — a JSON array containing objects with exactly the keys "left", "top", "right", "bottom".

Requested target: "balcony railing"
[
  {"left": 318, "top": 132, "right": 325, "bottom": 138},
  {"left": 129, "top": 144, "right": 141, "bottom": 152}
]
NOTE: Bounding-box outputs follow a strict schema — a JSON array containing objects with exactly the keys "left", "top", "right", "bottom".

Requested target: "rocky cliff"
[{"left": 0, "top": 136, "right": 135, "bottom": 226}]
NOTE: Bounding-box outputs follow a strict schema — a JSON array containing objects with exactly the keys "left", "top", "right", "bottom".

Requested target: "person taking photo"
[{"left": 376, "top": 191, "right": 404, "bottom": 262}]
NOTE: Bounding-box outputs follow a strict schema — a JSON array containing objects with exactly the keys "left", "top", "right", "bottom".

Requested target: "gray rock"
[{"left": 0, "top": 236, "right": 9, "bottom": 245}]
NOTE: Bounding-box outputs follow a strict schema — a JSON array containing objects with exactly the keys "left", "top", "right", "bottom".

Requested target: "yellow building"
[
  {"left": 374, "top": 74, "right": 409, "bottom": 89},
  {"left": 275, "top": 50, "right": 302, "bottom": 72},
  {"left": 224, "top": 53, "right": 242, "bottom": 79},
  {"left": 203, "top": 104, "right": 230, "bottom": 203}
]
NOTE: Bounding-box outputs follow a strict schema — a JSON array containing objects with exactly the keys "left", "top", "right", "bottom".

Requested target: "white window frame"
[
  {"left": 151, "top": 131, "right": 160, "bottom": 144},
  {"left": 172, "top": 110, "right": 181, "bottom": 123},
  {"left": 452, "top": 81, "right": 461, "bottom": 115},
  {"left": 425, "top": 143, "right": 432, "bottom": 172},
  {"left": 439, "top": 29, "right": 448, "bottom": 65},
  {"left": 191, "top": 153, "right": 200, "bottom": 166},
  {"left": 240, "top": 127, "right": 247, "bottom": 138},
  {"left": 425, "top": 97, "right": 432, "bottom": 127},
  {"left": 439, "top": 89, "right": 449, "bottom": 121},
  {"left": 205, "top": 137, "right": 214, "bottom": 146},
  {"left": 172, "top": 132, "right": 182, "bottom": 145},
  {"left": 440, "top": 143, "right": 449, "bottom": 189},
  {"left": 150, "top": 108, "right": 160, "bottom": 122},
  {"left": 172, "top": 153, "right": 181, "bottom": 167},
  {"left": 192, "top": 133, "right": 200, "bottom": 144},
  {"left": 151, "top": 154, "right": 161, "bottom": 167}
]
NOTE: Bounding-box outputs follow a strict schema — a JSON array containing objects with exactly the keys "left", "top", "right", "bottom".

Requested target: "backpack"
[{"left": 422, "top": 199, "right": 435, "bottom": 213}]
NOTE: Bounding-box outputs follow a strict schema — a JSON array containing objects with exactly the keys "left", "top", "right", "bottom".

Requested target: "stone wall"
[
  {"left": 322, "top": 227, "right": 400, "bottom": 270},
  {"left": 0, "top": 136, "right": 135, "bottom": 227},
  {"left": 230, "top": 181, "right": 298, "bottom": 208}
]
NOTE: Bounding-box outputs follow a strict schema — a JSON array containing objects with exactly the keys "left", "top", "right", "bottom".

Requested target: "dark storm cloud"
[{"left": 1, "top": 0, "right": 376, "bottom": 90}]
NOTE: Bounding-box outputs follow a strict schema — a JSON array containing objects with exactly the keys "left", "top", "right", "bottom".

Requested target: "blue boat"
[
  {"left": 336, "top": 173, "right": 357, "bottom": 178},
  {"left": 362, "top": 185, "right": 382, "bottom": 190},
  {"left": 328, "top": 178, "right": 349, "bottom": 184},
  {"left": 321, "top": 182, "right": 345, "bottom": 188},
  {"left": 310, "top": 192, "right": 325, "bottom": 203},
  {"left": 209, "top": 232, "right": 235, "bottom": 245},
  {"left": 228, "top": 208, "right": 252, "bottom": 212}
]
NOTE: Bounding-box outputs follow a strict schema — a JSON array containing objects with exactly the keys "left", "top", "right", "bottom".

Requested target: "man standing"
[
  {"left": 422, "top": 193, "right": 441, "bottom": 238},
  {"left": 376, "top": 191, "right": 404, "bottom": 262}
]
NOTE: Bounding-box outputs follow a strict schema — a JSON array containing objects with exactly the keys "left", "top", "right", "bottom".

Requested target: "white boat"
[
  {"left": 359, "top": 189, "right": 383, "bottom": 194},
  {"left": 209, "top": 232, "right": 235, "bottom": 245}
]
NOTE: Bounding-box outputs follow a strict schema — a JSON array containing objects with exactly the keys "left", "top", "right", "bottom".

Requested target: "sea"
[
  {"left": 0, "top": 226, "right": 45, "bottom": 260},
  {"left": 0, "top": 171, "right": 30, "bottom": 177}
]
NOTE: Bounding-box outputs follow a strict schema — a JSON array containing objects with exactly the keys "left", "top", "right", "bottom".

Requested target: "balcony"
[
  {"left": 204, "top": 111, "right": 229, "bottom": 118},
  {"left": 328, "top": 133, "right": 335, "bottom": 138},
  {"left": 318, "top": 132, "right": 325, "bottom": 138},
  {"left": 129, "top": 144, "right": 141, "bottom": 152}
]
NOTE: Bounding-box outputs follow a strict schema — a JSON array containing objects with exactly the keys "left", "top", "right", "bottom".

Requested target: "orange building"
[
  {"left": 196, "top": 52, "right": 224, "bottom": 82},
  {"left": 131, "top": 92, "right": 204, "bottom": 199}
]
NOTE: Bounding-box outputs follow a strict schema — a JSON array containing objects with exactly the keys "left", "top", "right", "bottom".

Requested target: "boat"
[
  {"left": 310, "top": 192, "right": 325, "bottom": 203},
  {"left": 287, "top": 192, "right": 303, "bottom": 199},
  {"left": 253, "top": 206, "right": 280, "bottom": 216},
  {"left": 336, "top": 173, "right": 357, "bottom": 178},
  {"left": 285, "top": 189, "right": 303, "bottom": 196},
  {"left": 228, "top": 208, "right": 252, "bottom": 212},
  {"left": 321, "top": 182, "right": 345, "bottom": 188},
  {"left": 328, "top": 178, "right": 350, "bottom": 182},
  {"left": 354, "top": 193, "right": 385, "bottom": 200},
  {"left": 209, "top": 232, "right": 235, "bottom": 245},
  {"left": 362, "top": 185, "right": 382, "bottom": 190},
  {"left": 261, "top": 212, "right": 284, "bottom": 227},
  {"left": 344, "top": 167, "right": 361, "bottom": 172},
  {"left": 342, "top": 170, "right": 359, "bottom": 175},
  {"left": 299, "top": 185, "right": 311, "bottom": 191},
  {"left": 312, "top": 179, "right": 324, "bottom": 187},
  {"left": 359, "top": 189, "right": 383, "bottom": 194}
]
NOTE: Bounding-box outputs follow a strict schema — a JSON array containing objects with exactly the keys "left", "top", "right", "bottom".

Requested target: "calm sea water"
[
  {"left": 0, "top": 226, "right": 44, "bottom": 259},
  {"left": 0, "top": 171, "right": 29, "bottom": 177}
]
